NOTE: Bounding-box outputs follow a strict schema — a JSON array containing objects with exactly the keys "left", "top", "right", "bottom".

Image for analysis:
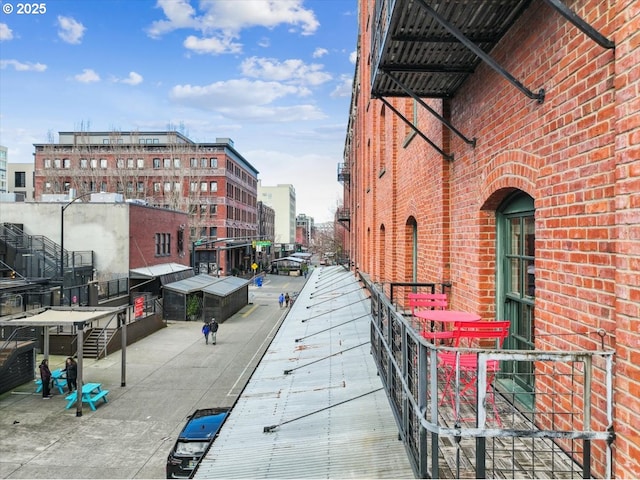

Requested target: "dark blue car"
[{"left": 166, "top": 408, "right": 229, "bottom": 478}]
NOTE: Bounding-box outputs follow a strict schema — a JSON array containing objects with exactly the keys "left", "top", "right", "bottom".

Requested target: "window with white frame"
[
  {"left": 190, "top": 158, "right": 197, "bottom": 168},
  {"left": 116, "top": 158, "right": 125, "bottom": 168},
  {"left": 210, "top": 181, "right": 218, "bottom": 192},
  {"left": 163, "top": 158, "right": 171, "bottom": 168},
  {"left": 164, "top": 182, "right": 171, "bottom": 192},
  {"left": 100, "top": 159, "right": 108, "bottom": 169},
  {"left": 173, "top": 158, "right": 180, "bottom": 168},
  {"left": 153, "top": 158, "right": 161, "bottom": 169},
  {"left": 210, "top": 157, "right": 218, "bottom": 168},
  {"left": 128, "top": 158, "right": 135, "bottom": 168},
  {"left": 137, "top": 158, "right": 144, "bottom": 169},
  {"left": 200, "top": 181, "right": 207, "bottom": 192}
]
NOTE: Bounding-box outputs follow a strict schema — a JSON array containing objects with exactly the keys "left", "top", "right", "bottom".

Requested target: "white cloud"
[
  {"left": 170, "top": 78, "right": 305, "bottom": 108},
  {"left": 183, "top": 34, "right": 242, "bottom": 55},
  {"left": 0, "top": 59, "right": 47, "bottom": 72},
  {"left": 241, "top": 57, "right": 331, "bottom": 86},
  {"left": 57, "top": 16, "right": 86, "bottom": 44},
  {"left": 331, "top": 74, "right": 353, "bottom": 98},
  {"left": 349, "top": 50, "right": 357, "bottom": 64},
  {"left": 120, "top": 71, "right": 143, "bottom": 85},
  {"left": 147, "top": 0, "right": 198, "bottom": 38},
  {"left": 257, "top": 37, "right": 270, "bottom": 48},
  {"left": 0, "top": 23, "right": 13, "bottom": 41},
  {"left": 148, "top": 0, "right": 319, "bottom": 41},
  {"left": 74, "top": 68, "right": 100, "bottom": 83},
  {"left": 312, "top": 47, "right": 328, "bottom": 58}
]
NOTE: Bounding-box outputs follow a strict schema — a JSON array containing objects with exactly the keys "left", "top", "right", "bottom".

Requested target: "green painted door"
[{"left": 497, "top": 192, "right": 535, "bottom": 403}]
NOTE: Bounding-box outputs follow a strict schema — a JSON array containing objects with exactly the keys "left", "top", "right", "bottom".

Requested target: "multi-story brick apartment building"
[
  {"left": 33, "top": 131, "right": 260, "bottom": 275},
  {"left": 343, "top": 0, "right": 638, "bottom": 477}
]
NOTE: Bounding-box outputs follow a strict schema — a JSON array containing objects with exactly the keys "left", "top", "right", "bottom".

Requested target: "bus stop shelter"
[{"left": 0, "top": 306, "right": 127, "bottom": 417}]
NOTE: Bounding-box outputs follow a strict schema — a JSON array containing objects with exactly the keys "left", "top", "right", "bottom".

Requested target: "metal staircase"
[{"left": 83, "top": 328, "right": 118, "bottom": 359}]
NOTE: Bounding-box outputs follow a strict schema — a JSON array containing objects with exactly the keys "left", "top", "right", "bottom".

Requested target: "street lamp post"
[{"left": 60, "top": 192, "right": 94, "bottom": 282}]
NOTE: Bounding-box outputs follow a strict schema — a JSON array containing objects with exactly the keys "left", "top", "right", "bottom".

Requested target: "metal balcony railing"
[{"left": 362, "top": 276, "right": 614, "bottom": 479}]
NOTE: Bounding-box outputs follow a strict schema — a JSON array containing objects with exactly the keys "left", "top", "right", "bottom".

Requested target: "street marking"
[{"left": 242, "top": 304, "right": 259, "bottom": 317}]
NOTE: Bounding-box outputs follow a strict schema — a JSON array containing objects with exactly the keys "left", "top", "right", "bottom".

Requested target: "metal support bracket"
[
  {"left": 415, "top": 0, "right": 545, "bottom": 103},
  {"left": 543, "top": 0, "right": 614, "bottom": 49},
  {"left": 383, "top": 70, "right": 476, "bottom": 147},
  {"left": 376, "top": 95, "right": 454, "bottom": 161}
]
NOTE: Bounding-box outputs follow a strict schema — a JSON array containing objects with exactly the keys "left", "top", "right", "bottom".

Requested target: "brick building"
[
  {"left": 33, "top": 131, "right": 260, "bottom": 274},
  {"left": 343, "top": 0, "right": 638, "bottom": 477}
]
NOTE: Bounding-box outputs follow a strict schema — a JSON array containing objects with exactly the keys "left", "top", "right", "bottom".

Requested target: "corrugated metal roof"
[
  {"left": 129, "top": 262, "right": 192, "bottom": 279},
  {"left": 371, "top": 0, "right": 532, "bottom": 98},
  {"left": 202, "top": 276, "right": 249, "bottom": 296},
  {"left": 193, "top": 267, "right": 415, "bottom": 479},
  {"left": 163, "top": 274, "right": 222, "bottom": 294}
]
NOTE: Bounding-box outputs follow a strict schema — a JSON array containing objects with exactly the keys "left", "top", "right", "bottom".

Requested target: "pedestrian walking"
[
  {"left": 39, "top": 358, "right": 52, "bottom": 399},
  {"left": 210, "top": 318, "right": 219, "bottom": 345},
  {"left": 202, "top": 322, "right": 211, "bottom": 344},
  {"left": 278, "top": 292, "right": 285, "bottom": 308},
  {"left": 285, "top": 293, "right": 290, "bottom": 308},
  {"left": 63, "top": 357, "right": 78, "bottom": 393}
]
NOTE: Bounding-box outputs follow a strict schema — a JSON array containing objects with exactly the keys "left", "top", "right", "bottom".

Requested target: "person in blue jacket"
[{"left": 202, "top": 323, "right": 211, "bottom": 344}]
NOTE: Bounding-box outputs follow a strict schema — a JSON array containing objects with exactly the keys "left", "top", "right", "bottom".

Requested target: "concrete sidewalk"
[{"left": 0, "top": 273, "right": 307, "bottom": 479}]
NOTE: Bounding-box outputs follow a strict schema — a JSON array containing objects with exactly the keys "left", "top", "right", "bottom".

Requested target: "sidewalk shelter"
[
  {"left": 270, "top": 256, "right": 305, "bottom": 276},
  {"left": 162, "top": 274, "right": 220, "bottom": 321},
  {"left": 0, "top": 306, "right": 127, "bottom": 416},
  {"left": 202, "top": 276, "right": 249, "bottom": 323}
]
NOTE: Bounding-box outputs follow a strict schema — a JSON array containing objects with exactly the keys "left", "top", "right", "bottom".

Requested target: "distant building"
[
  {"left": 0, "top": 146, "right": 7, "bottom": 193},
  {"left": 295, "top": 213, "right": 313, "bottom": 249},
  {"left": 256, "top": 201, "right": 275, "bottom": 268},
  {"left": 32, "top": 131, "right": 259, "bottom": 275},
  {"left": 257, "top": 181, "right": 296, "bottom": 245},
  {"left": 7, "top": 163, "right": 35, "bottom": 201}
]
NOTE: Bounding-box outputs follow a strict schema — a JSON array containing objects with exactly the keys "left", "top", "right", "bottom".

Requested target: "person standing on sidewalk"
[
  {"left": 63, "top": 357, "right": 78, "bottom": 393},
  {"left": 278, "top": 292, "right": 284, "bottom": 308},
  {"left": 39, "top": 358, "right": 52, "bottom": 399},
  {"left": 210, "top": 318, "right": 219, "bottom": 345},
  {"left": 202, "top": 322, "right": 211, "bottom": 344}
]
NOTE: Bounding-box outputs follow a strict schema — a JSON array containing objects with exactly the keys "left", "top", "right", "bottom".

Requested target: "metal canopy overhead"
[
  {"left": 0, "top": 307, "right": 120, "bottom": 327},
  {"left": 371, "top": 0, "right": 534, "bottom": 99},
  {"left": 202, "top": 277, "right": 249, "bottom": 296}
]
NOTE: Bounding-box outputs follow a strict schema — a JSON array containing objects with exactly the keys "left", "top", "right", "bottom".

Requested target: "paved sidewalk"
[{"left": 0, "top": 273, "right": 306, "bottom": 479}]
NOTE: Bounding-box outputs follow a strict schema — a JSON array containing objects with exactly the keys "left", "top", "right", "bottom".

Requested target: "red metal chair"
[
  {"left": 438, "top": 320, "right": 511, "bottom": 425},
  {"left": 407, "top": 292, "right": 448, "bottom": 336}
]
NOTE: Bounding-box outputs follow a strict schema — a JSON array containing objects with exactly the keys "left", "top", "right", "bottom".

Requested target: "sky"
[{"left": 0, "top": 0, "right": 358, "bottom": 223}]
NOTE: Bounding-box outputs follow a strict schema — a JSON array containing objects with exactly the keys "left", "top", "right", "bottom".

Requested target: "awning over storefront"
[{"left": 0, "top": 307, "right": 120, "bottom": 327}]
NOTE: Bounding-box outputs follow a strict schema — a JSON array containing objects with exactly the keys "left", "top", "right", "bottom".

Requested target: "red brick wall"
[
  {"left": 350, "top": 0, "right": 638, "bottom": 476},
  {"left": 128, "top": 205, "right": 190, "bottom": 269}
]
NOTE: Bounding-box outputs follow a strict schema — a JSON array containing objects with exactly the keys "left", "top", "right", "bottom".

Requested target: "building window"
[
  {"left": 14, "top": 171, "right": 26, "bottom": 188},
  {"left": 174, "top": 182, "right": 181, "bottom": 191},
  {"left": 126, "top": 182, "right": 133, "bottom": 193},
  {"left": 155, "top": 233, "right": 171, "bottom": 256},
  {"left": 200, "top": 205, "right": 207, "bottom": 217},
  {"left": 91, "top": 159, "right": 98, "bottom": 169},
  {"left": 209, "top": 226, "right": 217, "bottom": 237},
  {"left": 54, "top": 158, "right": 61, "bottom": 169},
  {"left": 103, "top": 139, "right": 110, "bottom": 144},
  {"left": 209, "top": 204, "right": 217, "bottom": 216},
  {"left": 79, "top": 158, "right": 87, "bottom": 169},
  {"left": 101, "top": 181, "right": 108, "bottom": 191},
  {"left": 63, "top": 158, "right": 71, "bottom": 169},
  {"left": 137, "top": 158, "right": 144, "bottom": 169},
  {"left": 100, "top": 159, "right": 108, "bottom": 169},
  {"left": 116, "top": 158, "right": 125, "bottom": 168},
  {"left": 153, "top": 158, "right": 161, "bottom": 169},
  {"left": 44, "top": 159, "right": 51, "bottom": 168},
  {"left": 163, "top": 158, "right": 171, "bottom": 168},
  {"left": 200, "top": 182, "right": 207, "bottom": 192},
  {"left": 137, "top": 182, "right": 144, "bottom": 193},
  {"left": 63, "top": 182, "right": 71, "bottom": 192},
  {"left": 128, "top": 158, "right": 135, "bottom": 168},
  {"left": 210, "top": 181, "right": 218, "bottom": 192},
  {"left": 190, "top": 158, "right": 197, "bottom": 168},
  {"left": 173, "top": 158, "right": 181, "bottom": 168},
  {"left": 200, "top": 157, "right": 207, "bottom": 168},
  {"left": 210, "top": 158, "right": 218, "bottom": 168},
  {"left": 117, "top": 182, "right": 123, "bottom": 193},
  {"left": 153, "top": 182, "right": 161, "bottom": 192},
  {"left": 164, "top": 182, "right": 171, "bottom": 192}
]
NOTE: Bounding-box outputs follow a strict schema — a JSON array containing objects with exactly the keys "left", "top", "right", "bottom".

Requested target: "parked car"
[{"left": 166, "top": 408, "right": 229, "bottom": 478}]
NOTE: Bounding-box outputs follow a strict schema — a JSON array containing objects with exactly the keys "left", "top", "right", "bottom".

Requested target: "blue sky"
[{"left": 0, "top": 0, "right": 357, "bottom": 222}]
